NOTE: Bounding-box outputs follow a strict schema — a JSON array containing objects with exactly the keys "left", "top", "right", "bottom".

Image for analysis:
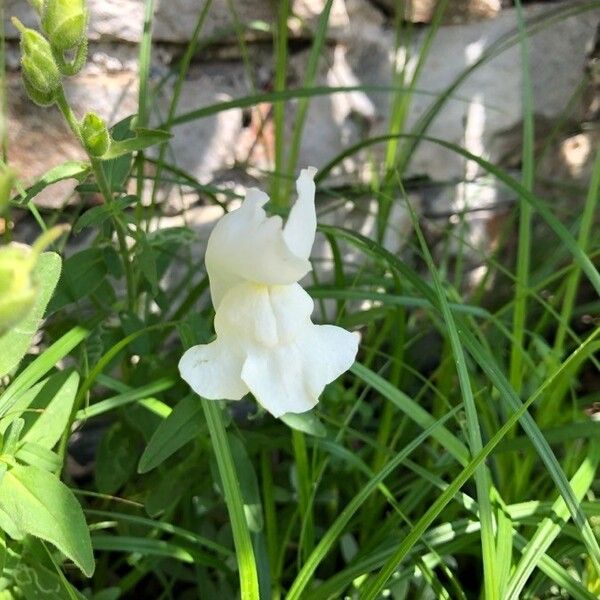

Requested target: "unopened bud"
[
  {"left": 12, "top": 18, "right": 61, "bottom": 106},
  {"left": 0, "top": 244, "right": 37, "bottom": 337},
  {"left": 41, "top": 0, "right": 88, "bottom": 51},
  {"left": 81, "top": 112, "right": 110, "bottom": 157},
  {"left": 0, "top": 225, "right": 68, "bottom": 336}
]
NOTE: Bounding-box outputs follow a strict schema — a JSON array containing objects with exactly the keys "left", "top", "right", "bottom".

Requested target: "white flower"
[{"left": 179, "top": 168, "right": 360, "bottom": 417}]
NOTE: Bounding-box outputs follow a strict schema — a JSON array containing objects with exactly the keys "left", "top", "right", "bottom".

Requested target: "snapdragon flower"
[{"left": 179, "top": 168, "right": 360, "bottom": 417}]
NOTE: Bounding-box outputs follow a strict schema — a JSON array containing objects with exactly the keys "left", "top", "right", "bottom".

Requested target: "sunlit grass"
[{"left": 1, "top": 1, "right": 599, "bottom": 598}]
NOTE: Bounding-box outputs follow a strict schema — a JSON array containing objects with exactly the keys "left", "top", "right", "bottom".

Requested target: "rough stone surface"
[
  {"left": 6, "top": 0, "right": 282, "bottom": 43},
  {"left": 291, "top": 1, "right": 598, "bottom": 182},
  {"left": 376, "top": 0, "right": 502, "bottom": 23},
  {"left": 6, "top": 0, "right": 598, "bottom": 219},
  {"left": 5, "top": 0, "right": 275, "bottom": 43},
  {"left": 154, "top": 61, "right": 249, "bottom": 182}
]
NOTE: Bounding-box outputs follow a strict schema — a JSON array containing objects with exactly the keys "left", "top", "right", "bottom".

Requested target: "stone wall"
[{"left": 4, "top": 0, "right": 598, "bottom": 225}]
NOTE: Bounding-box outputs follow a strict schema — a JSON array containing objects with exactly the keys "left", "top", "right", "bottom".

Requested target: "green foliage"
[
  {"left": 2, "top": 0, "right": 600, "bottom": 598},
  {"left": 0, "top": 466, "right": 94, "bottom": 576},
  {"left": 0, "top": 252, "right": 61, "bottom": 377}
]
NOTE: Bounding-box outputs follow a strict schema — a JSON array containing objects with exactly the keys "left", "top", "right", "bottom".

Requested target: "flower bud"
[
  {"left": 0, "top": 244, "right": 37, "bottom": 337},
  {"left": 81, "top": 112, "right": 110, "bottom": 157},
  {"left": 41, "top": 0, "right": 88, "bottom": 51},
  {"left": 12, "top": 18, "right": 61, "bottom": 107}
]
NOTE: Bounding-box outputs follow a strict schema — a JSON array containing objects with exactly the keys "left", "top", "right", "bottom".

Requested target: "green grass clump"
[{"left": 1, "top": 1, "right": 599, "bottom": 598}]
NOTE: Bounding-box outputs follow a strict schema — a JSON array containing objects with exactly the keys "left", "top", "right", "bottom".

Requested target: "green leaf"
[
  {"left": 227, "top": 434, "right": 263, "bottom": 533},
  {"left": 96, "top": 115, "right": 138, "bottom": 193},
  {"left": 3, "top": 370, "right": 79, "bottom": 450},
  {"left": 138, "top": 394, "right": 203, "bottom": 473},
  {"left": 95, "top": 422, "right": 140, "bottom": 495},
  {"left": 0, "top": 326, "right": 88, "bottom": 418},
  {"left": 13, "top": 560, "right": 87, "bottom": 600},
  {"left": 280, "top": 411, "right": 327, "bottom": 438},
  {"left": 0, "top": 465, "right": 94, "bottom": 576},
  {"left": 48, "top": 248, "right": 108, "bottom": 312},
  {"left": 102, "top": 128, "right": 172, "bottom": 160},
  {"left": 73, "top": 195, "right": 137, "bottom": 233},
  {"left": 0, "top": 252, "right": 61, "bottom": 378},
  {"left": 12, "top": 162, "right": 90, "bottom": 206},
  {"left": 15, "top": 442, "right": 62, "bottom": 472}
]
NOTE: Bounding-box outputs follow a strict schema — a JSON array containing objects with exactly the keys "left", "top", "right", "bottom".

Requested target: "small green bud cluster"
[
  {"left": 12, "top": 1, "right": 116, "bottom": 162},
  {"left": 11, "top": 0, "right": 89, "bottom": 107},
  {"left": 12, "top": 18, "right": 61, "bottom": 106}
]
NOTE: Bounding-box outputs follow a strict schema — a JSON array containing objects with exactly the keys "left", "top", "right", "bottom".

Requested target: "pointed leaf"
[
  {"left": 0, "top": 252, "right": 61, "bottom": 378},
  {"left": 138, "top": 394, "right": 203, "bottom": 473},
  {"left": 0, "top": 465, "right": 94, "bottom": 576}
]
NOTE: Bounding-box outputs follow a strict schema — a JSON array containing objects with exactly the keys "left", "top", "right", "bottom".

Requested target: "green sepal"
[{"left": 41, "top": 0, "right": 88, "bottom": 51}]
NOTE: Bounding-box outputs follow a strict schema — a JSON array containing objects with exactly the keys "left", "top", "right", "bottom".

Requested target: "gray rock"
[
  {"left": 4, "top": 0, "right": 274, "bottom": 43},
  {"left": 376, "top": 0, "right": 502, "bottom": 24},
  {"left": 292, "top": 1, "right": 598, "bottom": 182}
]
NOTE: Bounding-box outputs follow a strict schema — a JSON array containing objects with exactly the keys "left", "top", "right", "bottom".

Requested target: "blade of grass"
[
  {"left": 283, "top": 0, "right": 334, "bottom": 200},
  {"left": 509, "top": 0, "right": 535, "bottom": 395},
  {"left": 165, "top": 84, "right": 496, "bottom": 128},
  {"left": 292, "top": 429, "right": 314, "bottom": 563},
  {"left": 149, "top": 0, "right": 213, "bottom": 214},
  {"left": 316, "top": 133, "right": 600, "bottom": 296},
  {"left": 360, "top": 331, "right": 600, "bottom": 599},
  {"left": 271, "top": 0, "right": 289, "bottom": 206},
  {"left": 554, "top": 148, "right": 600, "bottom": 355},
  {"left": 0, "top": 326, "right": 88, "bottom": 417},
  {"left": 179, "top": 329, "right": 259, "bottom": 598},
  {"left": 395, "top": 0, "right": 600, "bottom": 174},
  {"left": 86, "top": 509, "right": 233, "bottom": 557},
  {"left": 324, "top": 222, "right": 600, "bottom": 574},
  {"left": 284, "top": 406, "right": 461, "bottom": 599},
  {"left": 403, "top": 191, "right": 499, "bottom": 599},
  {"left": 133, "top": 0, "right": 156, "bottom": 288},
  {"left": 351, "top": 362, "right": 469, "bottom": 466},
  {"left": 377, "top": 0, "right": 448, "bottom": 240},
  {"left": 74, "top": 377, "right": 175, "bottom": 420},
  {"left": 506, "top": 439, "right": 600, "bottom": 599}
]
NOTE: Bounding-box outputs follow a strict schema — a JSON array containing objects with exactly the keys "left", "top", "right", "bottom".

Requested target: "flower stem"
[
  {"left": 55, "top": 86, "right": 136, "bottom": 310},
  {"left": 201, "top": 400, "right": 260, "bottom": 599}
]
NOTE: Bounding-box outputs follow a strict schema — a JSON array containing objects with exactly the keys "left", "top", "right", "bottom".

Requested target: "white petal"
[
  {"left": 215, "top": 282, "right": 314, "bottom": 348},
  {"left": 241, "top": 322, "right": 360, "bottom": 418},
  {"left": 215, "top": 283, "right": 278, "bottom": 347},
  {"left": 206, "top": 188, "right": 311, "bottom": 308},
  {"left": 283, "top": 167, "right": 317, "bottom": 260},
  {"left": 179, "top": 338, "right": 249, "bottom": 400}
]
